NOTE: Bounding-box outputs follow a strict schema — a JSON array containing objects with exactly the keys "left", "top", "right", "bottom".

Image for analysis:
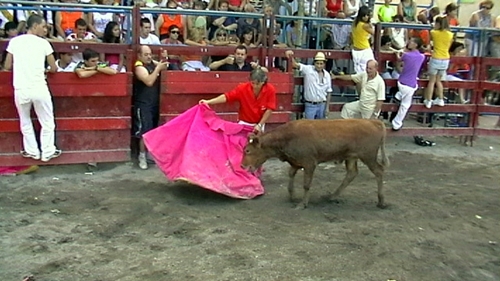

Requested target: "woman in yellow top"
[
  {"left": 351, "top": 6, "right": 374, "bottom": 73},
  {"left": 424, "top": 15, "right": 454, "bottom": 109}
]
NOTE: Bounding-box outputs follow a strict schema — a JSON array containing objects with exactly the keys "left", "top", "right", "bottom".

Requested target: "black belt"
[{"left": 305, "top": 100, "right": 326, "bottom": 105}]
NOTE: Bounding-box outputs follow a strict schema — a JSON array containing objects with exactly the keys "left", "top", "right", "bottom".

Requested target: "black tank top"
[{"left": 133, "top": 61, "right": 160, "bottom": 108}]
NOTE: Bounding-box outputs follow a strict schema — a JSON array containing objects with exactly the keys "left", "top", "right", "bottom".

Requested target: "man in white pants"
[
  {"left": 391, "top": 37, "right": 425, "bottom": 131},
  {"left": 4, "top": 14, "right": 62, "bottom": 162}
]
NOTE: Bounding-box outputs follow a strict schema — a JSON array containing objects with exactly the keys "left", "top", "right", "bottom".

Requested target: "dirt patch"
[{"left": 1, "top": 136, "right": 499, "bottom": 281}]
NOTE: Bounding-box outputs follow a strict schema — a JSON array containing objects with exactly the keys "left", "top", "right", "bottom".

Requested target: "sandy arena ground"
[{"left": 1, "top": 130, "right": 499, "bottom": 281}]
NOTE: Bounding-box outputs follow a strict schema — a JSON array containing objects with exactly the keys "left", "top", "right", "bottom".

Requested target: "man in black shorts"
[{"left": 133, "top": 45, "right": 169, "bottom": 169}]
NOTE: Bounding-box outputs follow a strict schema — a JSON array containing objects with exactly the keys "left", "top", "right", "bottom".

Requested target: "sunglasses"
[
  {"left": 217, "top": 33, "right": 227, "bottom": 37},
  {"left": 170, "top": 30, "right": 179, "bottom": 34}
]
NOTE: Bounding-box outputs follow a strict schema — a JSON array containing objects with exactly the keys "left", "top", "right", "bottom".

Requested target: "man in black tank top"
[{"left": 133, "top": 45, "right": 169, "bottom": 170}]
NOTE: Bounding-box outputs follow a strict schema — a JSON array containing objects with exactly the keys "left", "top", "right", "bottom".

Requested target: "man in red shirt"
[{"left": 199, "top": 68, "right": 276, "bottom": 133}]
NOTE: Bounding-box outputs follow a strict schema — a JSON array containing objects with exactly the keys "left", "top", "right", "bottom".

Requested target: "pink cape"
[{"left": 143, "top": 104, "right": 264, "bottom": 199}]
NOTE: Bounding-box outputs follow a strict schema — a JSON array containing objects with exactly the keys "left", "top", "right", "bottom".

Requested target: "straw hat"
[{"left": 314, "top": 52, "right": 327, "bottom": 61}]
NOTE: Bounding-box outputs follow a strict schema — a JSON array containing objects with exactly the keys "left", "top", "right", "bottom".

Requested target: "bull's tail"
[{"left": 379, "top": 123, "right": 390, "bottom": 168}]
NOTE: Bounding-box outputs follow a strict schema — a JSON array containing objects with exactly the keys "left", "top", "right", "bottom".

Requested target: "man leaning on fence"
[
  {"left": 133, "top": 45, "right": 169, "bottom": 170},
  {"left": 285, "top": 50, "right": 333, "bottom": 119},
  {"left": 3, "top": 14, "right": 62, "bottom": 162},
  {"left": 333, "top": 60, "right": 385, "bottom": 120}
]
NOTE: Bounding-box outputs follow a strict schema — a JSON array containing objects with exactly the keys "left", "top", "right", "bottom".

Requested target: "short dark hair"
[
  {"left": 381, "top": 35, "right": 391, "bottom": 46},
  {"left": 26, "top": 14, "right": 44, "bottom": 29},
  {"left": 411, "top": 37, "right": 424, "bottom": 49},
  {"left": 75, "top": 18, "right": 87, "bottom": 28},
  {"left": 445, "top": 3, "right": 458, "bottom": 14},
  {"left": 235, "top": 45, "right": 247, "bottom": 54},
  {"left": 5, "top": 21, "right": 17, "bottom": 31},
  {"left": 83, "top": 48, "right": 99, "bottom": 61},
  {"left": 140, "top": 17, "right": 151, "bottom": 27}
]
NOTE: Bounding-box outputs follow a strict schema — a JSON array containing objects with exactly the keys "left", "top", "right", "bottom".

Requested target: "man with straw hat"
[{"left": 285, "top": 50, "right": 333, "bottom": 119}]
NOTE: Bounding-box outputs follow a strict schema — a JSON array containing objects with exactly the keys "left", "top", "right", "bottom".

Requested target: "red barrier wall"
[{"left": 0, "top": 72, "right": 132, "bottom": 166}]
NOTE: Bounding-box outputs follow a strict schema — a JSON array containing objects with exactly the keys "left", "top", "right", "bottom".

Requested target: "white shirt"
[
  {"left": 56, "top": 59, "right": 78, "bottom": 72},
  {"left": 6, "top": 34, "right": 53, "bottom": 90},
  {"left": 92, "top": 12, "right": 114, "bottom": 34},
  {"left": 351, "top": 72, "right": 386, "bottom": 112},
  {"left": 139, "top": 33, "right": 161, "bottom": 45},
  {"left": 299, "top": 63, "right": 333, "bottom": 102}
]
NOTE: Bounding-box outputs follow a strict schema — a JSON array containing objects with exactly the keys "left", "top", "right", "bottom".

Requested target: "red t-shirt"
[{"left": 224, "top": 82, "right": 277, "bottom": 124}]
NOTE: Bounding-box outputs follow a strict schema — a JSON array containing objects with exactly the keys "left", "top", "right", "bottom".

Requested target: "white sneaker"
[
  {"left": 424, "top": 99, "right": 433, "bottom": 109},
  {"left": 433, "top": 98, "right": 445, "bottom": 107},
  {"left": 138, "top": 154, "right": 148, "bottom": 170},
  {"left": 41, "top": 150, "right": 62, "bottom": 162},
  {"left": 21, "top": 150, "right": 40, "bottom": 160}
]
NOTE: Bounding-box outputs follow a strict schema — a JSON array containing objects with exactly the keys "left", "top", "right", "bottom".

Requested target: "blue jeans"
[{"left": 304, "top": 102, "right": 326, "bottom": 119}]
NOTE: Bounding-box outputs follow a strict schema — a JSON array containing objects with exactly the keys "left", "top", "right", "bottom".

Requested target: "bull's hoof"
[
  {"left": 377, "top": 203, "right": 388, "bottom": 209},
  {"left": 328, "top": 197, "right": 345, "bottom": 204},
  {"left": 294, "top": 203, "right": 308, "bottom": 210}
]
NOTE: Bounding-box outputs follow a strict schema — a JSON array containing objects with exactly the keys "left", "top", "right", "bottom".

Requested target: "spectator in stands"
[
  {"left": 379, "top": 35, "right": 400, "bottom": 80},
  {"left": 183, "top": 18, "right": 210, "bottom": 71},
  {"left": 248, "top": 0, "right": 263, "bottom": 13},
  {"left": 208, "top": 0, "right": 238, "bottom": 40},
  {"left": 43, "top": 24, "right": 62, "bottom": 42},
  {"left": 465, "top": 0, "right": 494, "bottom": 56},
  {"left": 285, "top": 12, "right": 307, "bottom": 49},
  {"left": 412, "top": 13, "right": 430, "bottom": 50},
  {"left": 378, "top": 0, "right": 395, "bottom": 23},
  {"left": 101, "top": 21, "right": 125, "bottom": 72},
  {"left": 139, "top": 18, "right": 161, "bottom": 45},
  {"left": 391, "top": 37, "right": 425, "bottom": 131},
  {"left": 75, "top": 48, "right": 118, "bottom": 78},
  {"left": 0, "top": 3, "right": 26, "bottom": 36},
  {"left": 286, "top": 50, "right": 333, "bottom": 120},
  {"left": 210, "top": 27, "right": 238, "bottom": 46},
  {"left": 237, "top": 4, "right": 262, "bottom": 45},
  {"left": 187, "top": 0, "right": 207, "bottom": 31},
  {"left": 88, "top": 0, "right": 118, "bottom": 38},
  {"left": 208, "top": 0, "right": 246, "bottom": 12},
  {"left": 261, "top": 4, "right": 280, "bottom": 40},
  {"left": 4, "top": 14, "right": 61, "bottom": 162},
  {"left": 387, "top": 15, "right": 408, "bottom": 50},
  {"left": 55, "top": 52, "right": 78, "bottom": 72},
  {"left": 156, "top": 0, "right": 186, "bottom": 40},
  {"left": 333, "top": 60, "right": 386, "bottom": 120},
  {"left": 2, "top": 22, "right": 18, "bottom": 39},
  {"left": 54, "top": 0, "right": 85, "bottom": 38},
  {"left": 325, "top": 0, "right": 343, "bottom": 18},
  {"left": 445, "top": 42, "right": 469, "bottom": 104},
  {"left": 329, "top": 10, "right": 351, "bottom": 74},
  {"left": 199, "top": 68, "right": 276, "bottom": 133},
  {"left": 344, "top": 0, "right": 362, "bottom": 19},
  {"left": 161, "top": 25, "right": 184, "bottom": 70},
  {"left": 66, "top": 18, "right": 98, "bottom": 63},
  {"left": 418, "top": 6, "right": 440, "bottom": 24},
  {"left": 423, "top": 15, "right": 453, "bottom": 109},
  {"left": 133, "top": 45, "right": 169, "bottom": 170},
  {"left": 239, "top": 27, "right": 257, "bottom": 48},
  {"left": 351, "top": 6, "right": 374, "bottom": 74},
  {"left": 398, "top": 0, "right": 416, "bottom": 22},
  {"left": 209, "top": 45, "right": 267, "bottom": 71},
  {"left": 444, "top": 3, "right": 459, "bottom": 27}
]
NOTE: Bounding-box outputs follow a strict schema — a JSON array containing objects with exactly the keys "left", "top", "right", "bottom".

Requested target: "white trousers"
[
  {"left": 15, "top": 87, "right": 57, "bottom": 158},
  {"left": 351, "top": 48, "right": 375, "bottom": 74},
  {"left": 391, "top": 81, "right": 417, "bottom": 130},
  {"left": 341, "top": 100, "right": 373, "bottom": 120}
]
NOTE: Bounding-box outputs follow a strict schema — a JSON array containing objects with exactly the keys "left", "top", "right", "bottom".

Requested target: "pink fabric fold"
[{"left": 143, "top": 104, "right": 264, "bottom": 199}]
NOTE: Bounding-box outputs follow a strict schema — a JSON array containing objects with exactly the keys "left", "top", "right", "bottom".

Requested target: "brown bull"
[{"left": 241, "top": 119, "right": 390, "bottom": 209}]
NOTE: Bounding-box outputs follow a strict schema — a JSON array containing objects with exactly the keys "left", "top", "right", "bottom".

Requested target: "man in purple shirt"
[{"left": 391, "top": 37, "right": 426, "bottom": 131}]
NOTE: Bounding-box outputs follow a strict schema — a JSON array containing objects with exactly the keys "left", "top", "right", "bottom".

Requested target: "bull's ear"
[{"left": 248, "top": 133, "right": 259, "bottom": 145}]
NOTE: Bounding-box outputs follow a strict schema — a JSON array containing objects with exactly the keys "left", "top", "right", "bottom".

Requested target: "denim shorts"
[{"left": 428, "top": 58, "right": 450, "bottom": 76}]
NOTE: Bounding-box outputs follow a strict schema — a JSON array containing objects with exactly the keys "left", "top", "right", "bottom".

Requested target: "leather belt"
[{"left": 305, "top": 100, "right": 326, "bottom": 105}]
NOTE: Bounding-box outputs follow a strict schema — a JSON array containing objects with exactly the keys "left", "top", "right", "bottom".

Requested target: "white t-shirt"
[
  {"left": 139, "top": 33, "right": 161, "bottom": 45},
  {"left": 56, "top": 60, "right": 78, "bottom": 72},
  {"left": 6, "top": 34, "right": 53, "bottom": 90},
  {"left": 92, "top": 12, "right": 114, "bottom": 34}
]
